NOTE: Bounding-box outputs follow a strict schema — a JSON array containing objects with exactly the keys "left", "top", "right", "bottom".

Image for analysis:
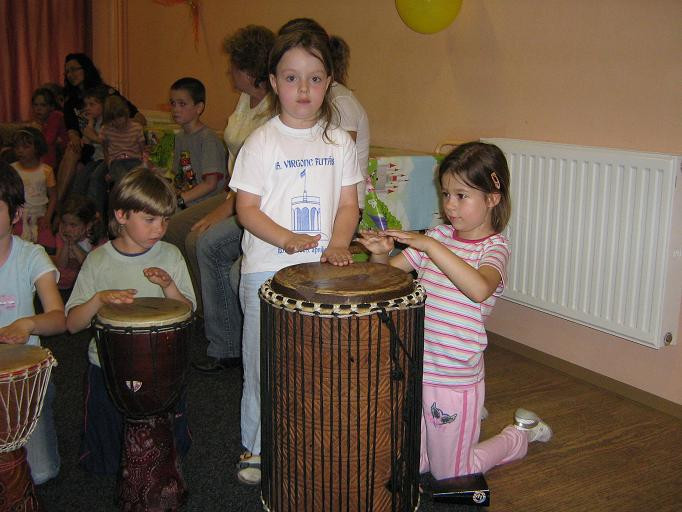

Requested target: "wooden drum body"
[
  {"left": 260, "top": 262, "right": 425, "bottom": 512},
  {"left": 0, "top": 345, "right": 56, "bottom": 512},
  {"left": 93, "top": 297, "right": 193, "bottom": 512}
]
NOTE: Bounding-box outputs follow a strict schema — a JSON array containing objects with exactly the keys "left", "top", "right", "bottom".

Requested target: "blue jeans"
[
  {"left": 196, "top": 215, "right": 243, "bottom": 359},
  {"left": 239, "top": 270, "right": 275, "bottom": 455},
  {"left": 25, "top": 379, "right": 60, "bottom": 484}
]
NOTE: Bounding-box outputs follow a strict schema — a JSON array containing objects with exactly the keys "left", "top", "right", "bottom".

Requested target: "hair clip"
[{"left": 490, "top": 172, "right": 501, "bottom": 190}]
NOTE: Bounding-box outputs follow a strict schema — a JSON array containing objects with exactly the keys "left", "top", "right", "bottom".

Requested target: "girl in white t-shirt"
[{"left": 229, "top": 29, "right": 363, "bottom": 485}]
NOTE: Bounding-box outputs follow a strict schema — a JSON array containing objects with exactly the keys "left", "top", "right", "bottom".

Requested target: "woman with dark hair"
[{"left": 58, "top": 53, "right": 145, "bottom": 201}]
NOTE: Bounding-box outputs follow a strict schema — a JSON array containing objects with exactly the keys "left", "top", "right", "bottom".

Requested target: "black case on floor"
[{"left": 429, "top": 473, "right": 490, "bottom": 506}]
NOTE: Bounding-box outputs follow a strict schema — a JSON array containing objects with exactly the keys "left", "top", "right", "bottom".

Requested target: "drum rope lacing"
[{"left": 1, "top": 360, "right": 55, "bottom": 453}]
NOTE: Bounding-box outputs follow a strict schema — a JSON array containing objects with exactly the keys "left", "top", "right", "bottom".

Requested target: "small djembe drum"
[
  {"left": 0, "top": 345, "right": 57, "bottom": 512},
  {"left": 260, "top": 262, "right": 425, "bottom": 512},
  {"left": 93, "top": 297, "right": 193, "bottom": 512}
]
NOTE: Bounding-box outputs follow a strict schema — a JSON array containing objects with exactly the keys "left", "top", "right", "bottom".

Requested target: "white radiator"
[{"left": 481, "top": 138, "right": 682, "bottom": 349}]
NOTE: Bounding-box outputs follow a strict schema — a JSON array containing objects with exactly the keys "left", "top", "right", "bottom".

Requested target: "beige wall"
[{"left": 93, "top": 0, "right": 682, "bottom": 403}]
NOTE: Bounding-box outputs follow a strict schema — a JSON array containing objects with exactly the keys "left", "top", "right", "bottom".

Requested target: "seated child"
[
  {"left": 101, "top": 95, "right": 145, "bottom": 184},
  {"left": 71, "top": 85, "right": 108, "bottom": 220},
  {"left": 52, "top": 195, "right": 105, "bottom": 299},
  {"left": 65, "top": 167, "right": 195, "bottom": 474},
  {"left": 30, "top": 87, "right": 67, "bottom": 169},
  {"left": 11, "top": 127, "right": 57, "bottom": 251},
  {"left": 0, "top": 161, "right": 66, "bottom": 484}
]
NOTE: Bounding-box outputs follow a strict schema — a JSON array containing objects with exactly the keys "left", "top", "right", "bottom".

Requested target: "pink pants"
[{"left": 420, "top": 380, "right": 528, "bottom": 478}]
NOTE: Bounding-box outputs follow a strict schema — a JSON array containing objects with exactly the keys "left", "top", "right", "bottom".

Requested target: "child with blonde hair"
[{"left": 65, "top": 167, "right": 195, "bottom": 473}]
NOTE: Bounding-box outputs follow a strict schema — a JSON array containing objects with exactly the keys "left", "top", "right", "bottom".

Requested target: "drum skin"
[
  {"left": 260, "top": 262, "right": 425, "bottom": 512},
  {"left": 0, "top": 344, "right": 56, "bottom": 512}
]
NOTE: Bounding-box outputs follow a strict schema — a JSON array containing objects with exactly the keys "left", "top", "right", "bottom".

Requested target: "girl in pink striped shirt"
[{"left": 359, "top": 141, "right": 552, "bottom": 480}]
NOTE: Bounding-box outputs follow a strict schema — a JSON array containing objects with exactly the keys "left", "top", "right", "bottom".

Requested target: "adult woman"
[
  {"left": 58, "top": 53, "right": 145, "bottom": 201},
  {"left": 164, "top": 25, "right": 275, "bottom": 354}
]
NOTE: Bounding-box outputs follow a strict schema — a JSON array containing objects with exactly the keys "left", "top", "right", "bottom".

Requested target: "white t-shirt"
[
  {"left": 330, "top": 82, "right": 370, "bottom": 203},
  {"left": 65, "top": 240, "right": 196, "bottom": 366},
  {"left": 223, "top": 92, "right": 271, "bottom": 176},
  {"left": 0, "top": 236, "right": 59, "bottom": 347},
  {"left": 230, "top": 116, "right": 363, "bottom": 274}
]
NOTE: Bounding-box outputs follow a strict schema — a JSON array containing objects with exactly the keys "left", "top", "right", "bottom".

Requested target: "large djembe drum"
[
  {"left": 0, "top": 345, "right": 56, "bottom": 512},
  {"left": 93, "top": 297, "right": 193, "bottom": 511},
  {"left": 260, "top": 262, "right": 425, "bottom": 512}
]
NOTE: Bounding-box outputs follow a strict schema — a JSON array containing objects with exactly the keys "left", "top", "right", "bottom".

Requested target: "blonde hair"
[
  {"left": 108, "top": 167, "right": 176, "bottom": 237},
  {"left": 103, "top": 94, "right": 130, "bottom": 124}
]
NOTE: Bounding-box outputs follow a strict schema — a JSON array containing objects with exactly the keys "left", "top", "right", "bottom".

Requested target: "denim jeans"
[
  {"left": 164, "top": 194, "right": 226, "bottom": 315},
  {"left": 25, "top": 379, "right": 60, "bottom": 484},
  {"left": 71, "top": 159, "right": 107, "bottom": 220},
  {"left": 196, "top": 215, "right": 243, "bottom": 359},
  {"left": 239, "top": 270, "right": 275, "bottom": 455}
]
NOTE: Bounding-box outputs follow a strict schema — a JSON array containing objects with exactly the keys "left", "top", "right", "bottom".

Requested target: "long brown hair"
[{"left": 268, "top": 30, "right": 338, "bottom": 142}]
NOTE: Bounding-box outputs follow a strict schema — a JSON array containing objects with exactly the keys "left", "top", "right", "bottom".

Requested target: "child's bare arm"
[
  {"left": 385, "top": 230, "right": 501, "bottom": 302},
  {"left": 321, "top": 184, "right": 359, "bottom": 266},
  {"left": 236, "top": 190, "right": 320, "bottom": 253},
  {"left": 66, "top": 289, "right": 137, "bottom": 333},
  {"left": 179, "top": 174, "right": 220, "bottom": 204},
  {"left": 143, "top": 267, "right": 193, "bottom": 309},
  {"left": 0, "top": 272, "right": 65, "bottom": 344}
]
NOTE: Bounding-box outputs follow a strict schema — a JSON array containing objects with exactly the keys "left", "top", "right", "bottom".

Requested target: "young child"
[
  {"left": 65, "top": 167, "right": 196, "bottom": 474},
  {"left": 72, "top": 85, "right": 108, "bottom": 218},
  {"left": 0, "top": 161, "right": 66, "bottom": 485},
  {"left": 51, "top": 195, "right": 104, "bottom": 298},
  {"left": 101, "top": 94, "right": 145, "bottom": 184},
  {"left": 11, "top": 128, "right": 57, "bottom": 250},
  {"left": 359, "top": 142, "right": 552, "bottom": 481},
  {"left": 165, "top": 77, "right": 227, "bottom": 305},
  {"left": 30, "top": 87, "right": 67, "bottom": 169},
  {"left": 169, "top": 77, "right": 226, "bottom": 210},
  {"left": 229, "top": 30, "right": 363, "bottom": 485}
]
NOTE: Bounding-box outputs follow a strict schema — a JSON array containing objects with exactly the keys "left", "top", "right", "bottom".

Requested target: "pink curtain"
[{"left": 0, "top": 0, "right": 90, "bottom": 122}]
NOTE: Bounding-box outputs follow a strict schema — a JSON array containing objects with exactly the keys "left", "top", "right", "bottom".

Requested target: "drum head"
[
  {"left": 271, "top": 262, "right": 414, "bottom": 304},
  {"left": 96, "top": 297, "right": 191, "bottom": 328},
  {"left": 0, "top": 345, "right": 52, "bottom": 374}
]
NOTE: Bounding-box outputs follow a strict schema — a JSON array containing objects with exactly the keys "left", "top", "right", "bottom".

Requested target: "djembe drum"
[
  {"left": 93, "top": 297, "right": 193, "bottom": 512},
  {"left": 0, "top": 345, "right": 56, "bottom": 512},
  {"left": 260, "top": 262, "right": 425, "bottom": 512}
]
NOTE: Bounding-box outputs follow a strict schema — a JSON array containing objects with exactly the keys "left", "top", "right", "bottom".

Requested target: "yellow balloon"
[{"left": 395, "top": 0, "right": 463, "bottom": 34}]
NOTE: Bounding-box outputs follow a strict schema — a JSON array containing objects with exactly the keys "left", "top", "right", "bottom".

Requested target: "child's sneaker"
[
  {"left": 513, "top": 408, "right": 552, "bottom": 443},
  {"left": 480, "top": 405, "right": 489, "bottom": 421},
  {"left": 236, "top": 451, "right": 261, "bottom": 485}
]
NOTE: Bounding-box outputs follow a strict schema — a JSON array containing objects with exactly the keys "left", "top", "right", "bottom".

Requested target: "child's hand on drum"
[
  {"left": 98, "top": 289, "right": 137, "bottom": 305},
  {"left": 320, "top": 246, "right": 353, "bottom": 266},
  {"left": 0, "top": 318, "right": 33, "bottom": 344},
  {"left": 143, "top": 267, "right": 173, "bottom": 288},
  {"left": 357, "top": 230, "right": 394, "bottom": 255},
  {"left": 283, "top": 233, "right": 321, "bottom": 254}
]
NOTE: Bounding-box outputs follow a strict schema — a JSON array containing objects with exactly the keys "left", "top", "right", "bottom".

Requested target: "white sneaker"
[
  {"left": 480, "top": 405, "right": 489, "bottom": 421},
  {"left": 513, "top": 408, "right": 552, "bottom": 443}
]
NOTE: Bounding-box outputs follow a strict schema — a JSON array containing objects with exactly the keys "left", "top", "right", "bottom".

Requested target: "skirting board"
[{"left": 487, "top": 332, "right": 682, "bottom": 420}]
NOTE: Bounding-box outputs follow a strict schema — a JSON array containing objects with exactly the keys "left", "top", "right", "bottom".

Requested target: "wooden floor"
[{"left": 471, "top": 343, "right": 682, "bottom": 512}]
